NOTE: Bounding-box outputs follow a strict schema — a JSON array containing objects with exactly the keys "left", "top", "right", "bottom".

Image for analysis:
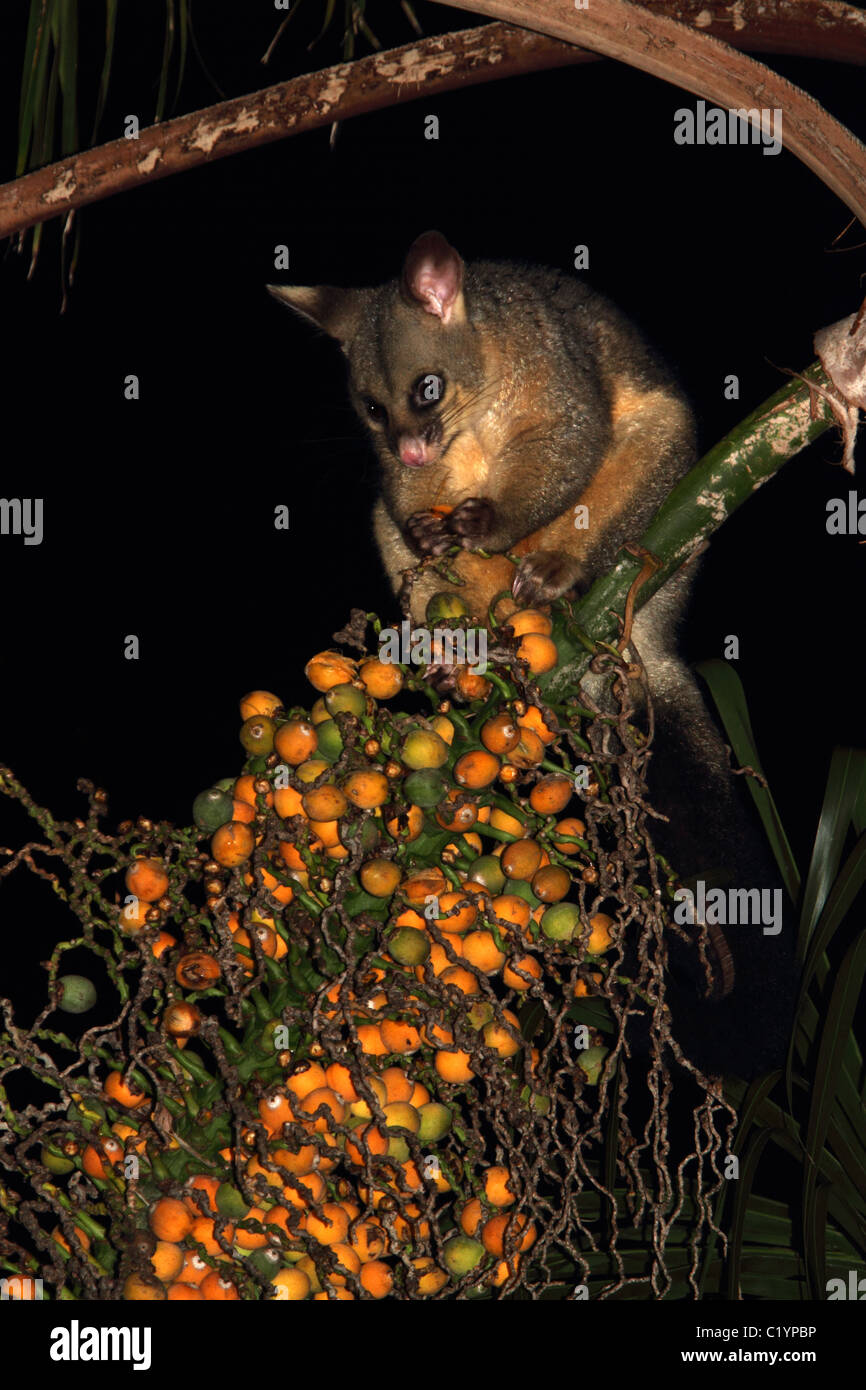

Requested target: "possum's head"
[{"left": 269, "top": 231, "right": 486, "bottom": 470}]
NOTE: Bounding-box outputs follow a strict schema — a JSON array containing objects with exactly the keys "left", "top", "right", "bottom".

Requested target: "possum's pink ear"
[{"left": 401, "top": 231, "right": 466, "bottom": 325}]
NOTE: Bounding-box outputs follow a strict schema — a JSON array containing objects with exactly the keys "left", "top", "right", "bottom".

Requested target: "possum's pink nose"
[{"left": 398, "top": 437, "right": 430, "bottom": 466}]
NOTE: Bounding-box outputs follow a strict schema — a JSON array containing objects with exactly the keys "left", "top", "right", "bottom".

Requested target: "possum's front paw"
[
  {"left": 512, "top": 549, "right": 580, "bottom": 605},
  {"left": 447, "top": 496, "right": 496, "bottom": 547},
  {"left": 404, "top": 509, "right": 454, "bottom": 557}
]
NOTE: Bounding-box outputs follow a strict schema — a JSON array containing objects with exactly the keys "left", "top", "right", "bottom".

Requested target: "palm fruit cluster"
[{"left": 11, "top": 594, "right": 702, "bottom": 1300}]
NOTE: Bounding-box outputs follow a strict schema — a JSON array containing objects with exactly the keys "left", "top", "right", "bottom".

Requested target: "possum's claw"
[
  {"left": 447, "top": 496, "right": 496, "bottom": 546},
  {"left": 404, "top": 509, "right": 453, "bottom": 557},
  {"left": 512, "top": 549, "right": 579, "bottom": 606}
]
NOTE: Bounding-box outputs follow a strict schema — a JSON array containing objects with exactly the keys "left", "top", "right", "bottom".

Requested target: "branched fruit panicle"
[{"left": 2, "top": 599, "right": 726, "bottom": 1302}]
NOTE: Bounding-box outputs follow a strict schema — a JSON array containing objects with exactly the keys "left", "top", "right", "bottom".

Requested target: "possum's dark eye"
[
  {"left": 363, "top": 396, "right": 388, "bottom": 426},
  {"left": 411, "top": 373, "right": 445, "bottom": 409}
]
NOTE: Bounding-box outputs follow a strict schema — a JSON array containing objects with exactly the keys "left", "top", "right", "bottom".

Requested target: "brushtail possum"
[{"left": 269, "top": 232, "right": 795, "bottom": 1078}]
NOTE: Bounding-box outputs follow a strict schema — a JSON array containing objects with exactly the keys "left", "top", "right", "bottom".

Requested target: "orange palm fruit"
[
  {"left": 505, "top": 608, "right": 552, "bottom": 637},
  {"left": 453, "top": 749, "right": 500, "bottom": 789},
  {"left": 235, "top": 1208, "right": 269, "bottom": 1250},
  {"left": 483, "top": 1009, "right": 522, "bottom": 1058},
  {"left": 274, "top": 784, "right": 305, "bottom": 818},
  {"left": 210, "top": 821, "right": 255, "bottom": 868},
  {"left": 184, "top": 1175, "right": 221, "bottom": 1215},
  {"left": 150, "top": 1241, "right": 184, "bottom": 1282},
  {"left": 434, "top": 1049, "right": 475, "bottom": 1083},
  {"left": 459, "top": 1198, "right": 483, "bottom": 1236},
  {"left": 439, "top": 964, "right": 481, "bottom": 996},
  {"left": 200, "top": 1271, "right": 240, "bottom": 1300},
  {"left": 435, "top": 790, "right": 479, "bottom": 832},
  {"left": 285, "top": 1063, "right": 328, "bottom": 1101},
  {"left": 189, "top": 1215, "right": 234, "bottom": 1256},
  {"left": 167, "top": 1283, "right": 205, "bottom": 1300},
  {"left": 305, "top": 651, "right": 358, "bottom": 692},
  {"left": 270, "top": 1267, "right": 312, "bottom": 1300},
  {"left": 302, "top": 1203, "right": 349, "bottom": 1247},
  {"left": 502, "top": 953, "right": 543, "bottom": 990},
  {"left": 298, "top": 1086, "right": 346, "bottom": 1132},
  {"left": 412, "top": 1258, "right": 448, "bottom": 1294},
  {"left": 462, "top": 930, "right": 506, "bottom": 974},
  {"left": 240, "top": 690, "right": 283, "bottom": 720},
  {"left": 175, "top": 951, "right": 221, "bottom": 990},
  {"left": 358, "top": 658, "right": 403, "bottom": 699},
  {"left": 325, "top": 1243, "right": 362, "bottom": 1288},
  {"left": 481, "top": 1211, "right": 536, "bottom": 1256},
  {"left": 431, "top": 890, "right": 476, "bottom": 935},
  {"left": 483, "top": 1166, "right": 517, "bottom": 1207},
  {"left": 359, "top": 859, "right": 402, "bottom": 897},
  {"left": 230, "top": 798, "right": 256, "bottom": 824},
  {"left": 518, "top": 705, "right": 557, "bottom": 744},
  {"left": 454, "top": 666, "right": 491, "bottom": 700},
  {"left": 531, "top": 865, "right": 572, "bottom": 902},
  {"left": 52, "top": 1224, "right": 92, "bottom": 1254},
  {"left": 325, "top": 1062, "right": 360, "bottom": 1104},
  {"left": 302, "top": 784, "right": 348, "bottom": 821},
  {"left": 342, "top": 769, "right": 390, "bottom": 809},
  {"left": 416, "top": 935, "right": 464, "bottom": 980},
  {"left": 104, "top": 1070, "right": 149, "bottom": 1110},
  {"left": 380, "top": 1066, "right": 413, "bottom": 1103},
  {"left": 348, "top": 1220, "right": 388, "bottom": 1263},
  {"left": 516, "top": 633, "right": 557, "bottom": 674},
  {"left": 385, "top": 804, "right": 425, "bottom": 841},
  {"left": 588, "top": 912, "right": 615, "bottom": 953},
  {"left": 529, "top": 774, "right": 573, "bottom": 815},
  {"left": 149, "top": 1198, "right": 193, "bottom": 1243},
  {"left": 271, "top": 1143, "right": 318, "bottom": 1177},
  {"left": 123, "top": 1273, "right": 166, "bottom": 1300},
  {"left": 379, "top": 1018, "right": 423, "bottom": 1054},
  {"left": 480, "top": 711, "right": 521, "bottom": 755},
  {"left": 501, "top": 839, "right": 543, "bottom": 881},
  {"left": 401, "top": 868, "right": 448, "bottom": 904},
  {"left": 82, "top": 1136, "right": 124, "bottom": 1179},
  {"left": 359, "top": 1260, "right": 393, "bottom": 1298},
  {"left": 174, "top": 1250, "right": 210, "bottom": 1286},
  {"left": 551, "top": 816, "right": 586, "bottom": 853},
  {"left": 119, "top": 896, "right": 151, "bottom": 933},
  {"left": 282, "top": 1171, "right": 326, "bottom": 1210},
  {"left": 490, "top": 894, "right": 531, "bottom": 930},
  {"left": 505, "top": 728, "right": 545, "bottom": 768},
  {"left": 344, "top": 1123, "right": 389, "bottom": 1166},
  {"left": 124, "top": 857, "right": 169, "bottom": 903},
  {"left": 356, "top": 1024, "right": 388, "bottom": 1056}
]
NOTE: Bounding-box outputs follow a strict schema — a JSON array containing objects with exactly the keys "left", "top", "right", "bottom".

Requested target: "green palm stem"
[{"left": 546, "top": 362, "right": 837, "bottom": 700}]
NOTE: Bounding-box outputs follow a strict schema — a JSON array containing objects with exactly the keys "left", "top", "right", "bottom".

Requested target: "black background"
[{"left": 1, "top": 3, "right": 864, "bottom": 1094}]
